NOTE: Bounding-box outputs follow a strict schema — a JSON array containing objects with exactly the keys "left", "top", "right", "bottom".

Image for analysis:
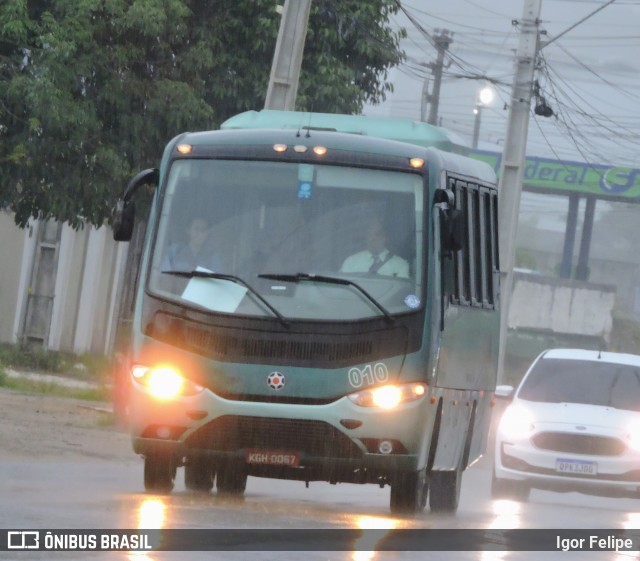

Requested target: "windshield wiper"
[
  {"left": 163, "top": 270, "right": 289, "bottom": 327},
  {"left": 258, "top": 272, "right": 395, "bottom": 324}
]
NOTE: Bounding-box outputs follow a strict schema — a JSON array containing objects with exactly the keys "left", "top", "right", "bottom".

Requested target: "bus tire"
[
  {"left": 216, "top": 462, "right": 247, "bottom": 496},
  {"left": 389, "top": 469, "right": 428, "bottom": 514},
  {"left": 185, "top": 457, "right": 215, "bottom": 492},
  {"left": 429, "top": 468, "right": 461, "bottom": 513},
  {"left": 144, "top": 453, "right": 176, "bottom": 493}
]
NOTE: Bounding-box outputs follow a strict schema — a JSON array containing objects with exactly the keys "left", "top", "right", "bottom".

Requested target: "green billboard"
[{"left": 470, "top": 150, "right": 640, "bottom": 200}]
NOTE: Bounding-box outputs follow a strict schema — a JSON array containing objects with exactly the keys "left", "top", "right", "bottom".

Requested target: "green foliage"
[
  {"left": 515, "top": 249, "right": 538, "bottom": 271},
  {"left": 0, "top": 0, "right": 405, "bottom": 228},
  {"left": 0, "top": 343, "right": 108, "bottom": 381},
  {"left": 0, "top": 343, "right": 66, "bottom": 372},
  {"left": 610, "top": 317, "right": 640, "bottom": 355},
  {"left": 0, "top": 375, "right": 111, "bottom": 402}
]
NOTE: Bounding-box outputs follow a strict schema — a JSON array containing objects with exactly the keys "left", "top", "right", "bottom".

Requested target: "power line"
[{"left": 540, "top": 0, "right": 618, "bottom": 48}]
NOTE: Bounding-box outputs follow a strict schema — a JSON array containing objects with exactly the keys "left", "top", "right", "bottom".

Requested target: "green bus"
[{"left": 112, "top": 110, "right": 501, "bottom": 514}]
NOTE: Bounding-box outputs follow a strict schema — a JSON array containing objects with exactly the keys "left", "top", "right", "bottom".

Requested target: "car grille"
[
  {"left": 185, "top": 415, "right": 363, "bottom": 459},
  {"left": 501, "top": 448, "right": 640, "bottom": 482},
  {"left": 532, "top": 432, "right": 626, "bottom": 456}
]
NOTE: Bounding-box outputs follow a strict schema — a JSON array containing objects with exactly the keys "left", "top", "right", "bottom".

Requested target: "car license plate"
[
  {"left": 245, "top": 449, "right": 300, "bottom": 467},
  {"left": 555, "top": 458, "right": 597, "bottom": 475}
]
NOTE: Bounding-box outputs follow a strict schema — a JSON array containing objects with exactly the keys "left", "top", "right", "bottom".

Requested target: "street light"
[{"left": 472, "top": 86, "right": 495, "bottom": 149}]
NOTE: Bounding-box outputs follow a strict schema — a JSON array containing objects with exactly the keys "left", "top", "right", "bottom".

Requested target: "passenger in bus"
[
  {"left": 162, "top": 216, "right": 223, "bottom": 272},
  {"left": 340, "top": 220, "right": 409, "bottom": 278}
]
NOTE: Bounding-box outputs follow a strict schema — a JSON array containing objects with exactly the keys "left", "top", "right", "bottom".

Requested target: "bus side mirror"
[
  {"left": 112, "top": 199, "right": 136, "bottom": 241},
  {"left": 112, "top": 168, "right": 159, "bottom": 242},
  {"left": 442, "top": 209, "right": 465, "bottom": 252}
]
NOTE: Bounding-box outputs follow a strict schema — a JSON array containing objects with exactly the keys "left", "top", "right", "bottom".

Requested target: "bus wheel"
[
  {"left": 185, "top": 457, "right": 215, "bottom": 492},
  {"left": 216, "top": 462, "right": 247, "bottom": 496},
  {"left": 429, "top": 469, "right": 461, "bottom": 513},
  {"left": 389, "top": 470, "right": 428, "bottom": 514},
  {"left": 144, "top": 453, "right": 176, "bottom": 493}
]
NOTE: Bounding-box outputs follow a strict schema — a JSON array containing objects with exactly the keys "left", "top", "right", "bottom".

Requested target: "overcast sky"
[{"left": 363, "top": 0, "right": 640, "bottom": 169}]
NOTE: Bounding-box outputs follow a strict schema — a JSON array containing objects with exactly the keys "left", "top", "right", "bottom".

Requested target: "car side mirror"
[{"left": 495, "top": 384, "right": 514, "bottom": 399}]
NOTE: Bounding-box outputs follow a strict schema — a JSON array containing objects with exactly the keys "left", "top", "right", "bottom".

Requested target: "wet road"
[{"left": 2, "top": 450, "right": 639, "bottom": 561}]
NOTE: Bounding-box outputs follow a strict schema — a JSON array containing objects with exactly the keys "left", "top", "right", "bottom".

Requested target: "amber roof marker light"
[
  {"left": 177, "top": 144, "right": 192, "bottom": 154},
  {"left": 409, "top": 157, "right": 425, "bottom": 169}
]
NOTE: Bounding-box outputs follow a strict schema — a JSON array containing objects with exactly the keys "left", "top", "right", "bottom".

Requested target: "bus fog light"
[{"left": 378, "top": 440, "right": 394, "bottom": 454}]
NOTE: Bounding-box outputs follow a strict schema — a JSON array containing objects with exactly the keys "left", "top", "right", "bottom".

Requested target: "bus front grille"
[
  {"left": 185, "top": 415, "right": 363, "bottom": 459},
  {"left": 148, "top": 312, "right": 410, "bottom": 368}
]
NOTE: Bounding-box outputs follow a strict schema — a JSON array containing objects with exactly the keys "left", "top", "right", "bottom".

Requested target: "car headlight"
[
  {"left": 627, "top": 422, "right": 640, "bottom": 451},
  {"left": 348, "top": 383, "right": 426, "bottom": 409},
  {"left": 498, "top": 404, "right": 535, "bottom": 440},
  {"left": 132, "top": 365, "right": 204, "bottom": 400}
]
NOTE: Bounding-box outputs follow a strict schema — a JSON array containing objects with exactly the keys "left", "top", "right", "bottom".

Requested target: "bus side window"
[{"left": 449, "top": 176, "right": 498, "bottom": 310}]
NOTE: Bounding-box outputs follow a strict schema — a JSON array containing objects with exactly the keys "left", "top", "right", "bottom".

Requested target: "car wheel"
[
  {"left": 216, "top": 461, "right": 247, "bottom": 496},
  {"left": 185, "top": 457, "right": 215, "bottom": 492},
  {"left": 491, "top": 471, "right": 530, "bottom": 501},
  {"left": 144, "top": 453, "right": 176, "bottom": 493},
  {"left": 389, "top": 469, "right": 428, "bottom": 514},
  {"left": 429, "top": 468, "right": 462, "bottom": 513}
]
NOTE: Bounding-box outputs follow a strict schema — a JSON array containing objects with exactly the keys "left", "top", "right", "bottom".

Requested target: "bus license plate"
[
  {"left": 246, "top": 449, "right": 300, "bottom": 467},
  {"left": 555, "top": 458, "right": 597, "bottom": 475}
]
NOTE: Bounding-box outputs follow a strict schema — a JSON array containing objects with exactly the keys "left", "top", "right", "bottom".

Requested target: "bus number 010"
[{"left": 348, "top": 363, "right": 389, "bottom": 388}]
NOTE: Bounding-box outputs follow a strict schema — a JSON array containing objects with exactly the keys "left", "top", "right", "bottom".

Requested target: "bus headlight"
[
  {"left": 132, "top": 365, "right": 204, "bottom": 400},
  {"left": 348, "top": 383, "right": 426, "bottom": 409}
]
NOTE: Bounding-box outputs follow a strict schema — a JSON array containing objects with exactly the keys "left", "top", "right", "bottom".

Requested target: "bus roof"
[{"left": 221, "top": 110, "right": 469, "bottom": 155}]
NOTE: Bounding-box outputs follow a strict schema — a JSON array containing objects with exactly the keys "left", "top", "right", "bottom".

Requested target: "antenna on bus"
[
  {"left": 305, "top": 106, "right": 314, "bottom": 138},
  {"left": 295, "top": 110, "right": 305, "bottom": 138}
]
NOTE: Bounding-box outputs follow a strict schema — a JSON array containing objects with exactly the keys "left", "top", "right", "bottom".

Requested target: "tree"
[{"left": 0, "top": 0, "right": 405, "bottom": 228}]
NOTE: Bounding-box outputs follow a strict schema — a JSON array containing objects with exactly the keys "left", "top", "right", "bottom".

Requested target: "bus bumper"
[{"left": 129, "top": 383, "right": 436, "bottom": 479}]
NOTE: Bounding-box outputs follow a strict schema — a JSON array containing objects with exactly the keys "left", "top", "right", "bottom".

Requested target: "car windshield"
[
  {"left": 149, "top": 159, "right": 424, "bottom": 321},
  {"left": 518, "top": 358, "right": 640, "bottom": 411}
]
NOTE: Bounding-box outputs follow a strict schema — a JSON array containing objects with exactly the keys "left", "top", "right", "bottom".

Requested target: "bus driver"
[{"left": 340, "top": 219, "right": 409, "bottom": 278}]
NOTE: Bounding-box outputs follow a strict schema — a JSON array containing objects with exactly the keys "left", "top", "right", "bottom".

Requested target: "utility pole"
[
  {"left": 472, "top": 105, "right": 482, "bottom": 148},
  {"left": 425, "top": 30, "right": 453, "bottom": 125},
  {"left": 264, "top": 0, "right": 312, "bottom": 111},
  {"left": 496, "top": 0, "right": 543, "bottom": 384},
  {"left": 420, "top": 77, "right": 430, "bottom": 122}
]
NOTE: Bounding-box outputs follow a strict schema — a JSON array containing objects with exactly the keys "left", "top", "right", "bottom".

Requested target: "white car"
[{"left": 493, "top": 348, "right": 640, "bottom": 501}]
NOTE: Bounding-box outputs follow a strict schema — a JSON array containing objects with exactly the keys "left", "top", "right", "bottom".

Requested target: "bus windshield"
[{"left": 149, "top": 159, "right": 424, "bottom": 321}]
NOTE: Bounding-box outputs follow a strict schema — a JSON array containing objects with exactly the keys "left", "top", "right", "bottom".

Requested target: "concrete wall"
[
  {"left": 0, "top": 212, "right": 29, "bottom": 344},
  {"left": 0, "top": 214, "right": 127, "bottom": 356},
  {"left": 509, "top": 273, "right": 616, "bottom": 342},
  {"left": 516, "top": 224, "right": 640, "bottom": 320}
]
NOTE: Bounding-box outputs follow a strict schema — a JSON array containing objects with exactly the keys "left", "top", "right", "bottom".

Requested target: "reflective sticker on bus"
[
  {"left": 404, "top": 294, "right": 421, "bottom": 309},
  {"left": 348, "top": 362, "right": 389, "bottom": 388},
  {"left": 298, "top": 181, "right": 312, "bottom": 199}
]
